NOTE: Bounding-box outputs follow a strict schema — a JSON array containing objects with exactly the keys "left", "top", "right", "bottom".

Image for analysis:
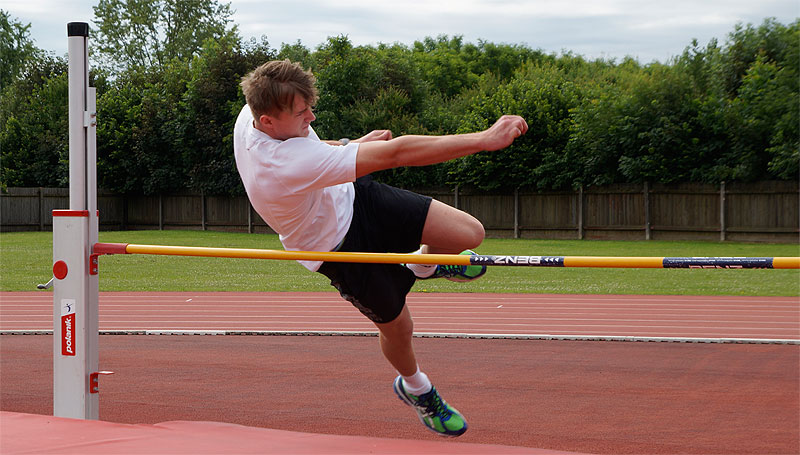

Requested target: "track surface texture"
[
  {"left": 2, "top": 292, "right": 798, "bottom": 342},
  {"left": 2, "top": 291, "right": 799, "bottom": 454}
]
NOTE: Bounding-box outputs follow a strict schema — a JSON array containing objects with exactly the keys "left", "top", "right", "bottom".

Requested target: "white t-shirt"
[{"left": 233, "top": 105, "right": 359, "bottom": 271}]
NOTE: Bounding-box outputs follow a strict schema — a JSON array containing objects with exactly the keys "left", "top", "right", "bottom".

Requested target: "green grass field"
[{"left": 1, "top": 230, "right": 798, "bottom": 296}]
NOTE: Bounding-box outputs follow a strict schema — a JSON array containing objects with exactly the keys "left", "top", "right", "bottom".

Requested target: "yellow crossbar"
[{"left": 92, "top": 243, "right": 800, "bottom": 269}]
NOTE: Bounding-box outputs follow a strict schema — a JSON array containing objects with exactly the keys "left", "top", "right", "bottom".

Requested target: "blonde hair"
[{"left": 240, "top": 60, "right": 318, "bottom": 118}]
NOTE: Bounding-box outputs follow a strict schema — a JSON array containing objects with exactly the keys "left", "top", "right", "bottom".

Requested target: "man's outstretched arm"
[{"left": 354, "top": 115, "right": 528, "bottom": 177}]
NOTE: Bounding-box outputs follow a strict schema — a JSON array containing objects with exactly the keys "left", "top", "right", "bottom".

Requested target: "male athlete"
[{"left": 233, "top": 60, "right": 528, "bottom": 437}]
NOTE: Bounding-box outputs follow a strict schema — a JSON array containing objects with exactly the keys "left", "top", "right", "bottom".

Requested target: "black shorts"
[{"left": 317, "top": 176, "right": 432, "bottom": 323}]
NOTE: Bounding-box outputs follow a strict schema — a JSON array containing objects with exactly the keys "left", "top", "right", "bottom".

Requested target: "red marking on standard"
[
  {"left": 93, "top": 243, "right": 129, "bottom": 255},
  {"left": 52, "top": 210, "right": 89, "bottom": 217},
  {"left": 90, "top": 371, "right": 114, "bottom": 393},
  {"left": 53, "top": 261, "right": 68, "bottom": 280}
]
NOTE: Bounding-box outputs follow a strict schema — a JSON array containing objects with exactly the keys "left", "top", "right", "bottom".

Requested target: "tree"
[
  {"left": 0, "top": 71, "right": 69, "bottom": 187},
  {"left": 716, "top": 18, "right": 796, "bottom": 99},
  {"left": 454, "top": 62, "right": 581, "bottom": 191},
  {"left": 92, "top": 0, "right": 237, "bottom": 71},
  {"left": 412, "top": 35, "right": 478, "bottom": 98},
  {"left": 313, "top": 36, "right": 391, "bottom": 139},
  {"left": 277, "top": 40, "right": 314, "bottom": 70},
  {"left": 0, "top": 10, "right": 39, "bottom": 89},
  {"left": 4, "top": 18, "right": 797, "bottom": 193},
  {"left": 96, "top": 63, "right": 189, "bottom": 194},
  {"left": 725, "top": 54, "right": 799, "bottom": 180},
  {"left": 180, "top": 36, "right": 276, "bottom": 194}
]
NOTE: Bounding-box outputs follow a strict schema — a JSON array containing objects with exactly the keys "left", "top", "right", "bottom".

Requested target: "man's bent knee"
[
  {"left": 422, "top": 200, "right": 485, "bottom": 252},
  {"left": 464, "top": 218, "right": 485, "bottom": 249},
  {"left": 376, "top": 306, "right": 414, "bottom": 340}
]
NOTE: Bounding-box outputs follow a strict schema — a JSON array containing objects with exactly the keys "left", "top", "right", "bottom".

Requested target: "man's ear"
[{"left": 258, "top": 114, "right": 273, "bottom": 128}]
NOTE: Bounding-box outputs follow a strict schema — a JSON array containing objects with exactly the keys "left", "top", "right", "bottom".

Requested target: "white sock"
[
  {"left": 405, "top": 249, "right": 436, "bottom": 278},
  {"left": 401, "top": 367, "right": 432, "bottom": 395}
]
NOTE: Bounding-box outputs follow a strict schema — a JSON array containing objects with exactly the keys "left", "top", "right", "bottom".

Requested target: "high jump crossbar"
[{"left": 93, "top": 243, "right": 800, "bottom": 269}]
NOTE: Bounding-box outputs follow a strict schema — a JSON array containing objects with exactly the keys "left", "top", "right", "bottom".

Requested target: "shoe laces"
[{"left": 416, "top": 389, "right": 451, "bottom": 421}]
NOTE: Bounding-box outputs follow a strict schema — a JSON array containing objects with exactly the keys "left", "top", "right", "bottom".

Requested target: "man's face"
[{"left": 259, "top": 94, "right": 316, "bottom": 140}]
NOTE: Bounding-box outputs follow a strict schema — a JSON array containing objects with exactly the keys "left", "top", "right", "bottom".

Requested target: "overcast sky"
[{"left": 5, "top": 0, "right": 799, "bottom": 64}]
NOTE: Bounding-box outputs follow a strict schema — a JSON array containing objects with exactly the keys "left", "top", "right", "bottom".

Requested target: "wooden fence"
[{"left": 2, "top": 181, "right": 798, "bottom": 243}]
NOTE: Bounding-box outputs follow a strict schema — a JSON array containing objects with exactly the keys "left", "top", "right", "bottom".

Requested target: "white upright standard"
[{"left": 52, "top": 21, "right": 101, "bottom": 419}]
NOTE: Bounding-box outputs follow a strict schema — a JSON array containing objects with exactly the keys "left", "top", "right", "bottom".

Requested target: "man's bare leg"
[
  {"left": 420, "top": 199, "right": 485, "bottom": 254},
  {"left": 404, "top": 199, "right": 485, "bottom": 279},
  {"left": 378, "top": 301, "right": 469, "bottom": 436},
  {"left": 375, "top": 305, "right": 417, "bottom": 376}
]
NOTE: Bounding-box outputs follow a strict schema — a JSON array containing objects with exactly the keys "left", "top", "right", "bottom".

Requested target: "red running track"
[
  {"left": 1, "top": 291, "right": 799, "bottom": 454},
  {"left": 1, "top": 291, "right": 799, "bottom": 342}
]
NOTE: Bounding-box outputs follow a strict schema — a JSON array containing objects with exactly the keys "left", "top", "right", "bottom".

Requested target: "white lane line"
[{"left": 2, "top": 329, "right": 797, "bottom": 344}]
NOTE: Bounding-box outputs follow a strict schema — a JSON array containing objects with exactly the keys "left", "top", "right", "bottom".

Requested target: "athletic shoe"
[
  {"left": 417, "top": 250, "right": 487, "bottom": 282},
  {"left": 392, "top": 376, "right": 468, "bottom": 437}
]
